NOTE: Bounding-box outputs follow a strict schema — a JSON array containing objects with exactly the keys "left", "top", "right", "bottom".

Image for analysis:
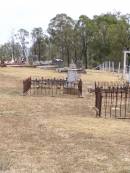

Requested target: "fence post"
[
  {"left": 23, "top": 77, "right": 31, "bottom": 95},
  {"left": 23, "top": 80, "right": 25, "bottom": 95},
  {"left": 95, "top": 87, "right": 102, "bottom": 117},
  {"left": 78, "top": 79, "right": 82, "bottom": 97}
]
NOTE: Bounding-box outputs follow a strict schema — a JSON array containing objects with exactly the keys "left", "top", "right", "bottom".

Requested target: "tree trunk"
[
  {"left": 82, "top": 47, "right": 88, "bottom": 69},
  {"left": 82, "top": 37, "right": 88, "bottom": 69},
  {"left": 84, "top": 49, "right": 87, "bottom": 69},
  {"left": 74, "top": 48, "right": 77, "bottom": 63},
  {"left": 38, "top": 40, "right": 41, "bottom": 62},
  {"left": 67, "top": 47, "right": 70, "bottom": 67}
]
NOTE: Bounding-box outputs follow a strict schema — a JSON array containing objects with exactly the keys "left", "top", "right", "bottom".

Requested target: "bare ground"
[{"left": 0, "top": 67, "right": 129, "bottom": 173}]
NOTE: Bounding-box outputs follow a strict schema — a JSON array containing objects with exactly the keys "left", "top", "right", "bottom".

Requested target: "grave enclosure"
[
  {"left": 93, "top": 82, "right": 130, "bottom": 119},
  {"left": 23, "top": 63, "right": 82, "bottom": 97},
  {"left": 23, "top": 77, "right": 82, "bottom": 97}
]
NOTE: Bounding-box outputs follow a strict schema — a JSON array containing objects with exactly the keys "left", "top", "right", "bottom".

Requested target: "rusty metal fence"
[
  {"left": 94, "top": 82, "right": 130, "bottom": 119},
  {"left": 23, "top": 77, "right": 31, "bottom": 94},
  {"left": 23, "top": 77, "right": 82, "bottom": 97}
]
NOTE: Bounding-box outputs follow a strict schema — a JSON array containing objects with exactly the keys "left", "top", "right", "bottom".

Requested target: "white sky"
[{"left": 0, "top": 0, "right": 130, "bottom": 43}]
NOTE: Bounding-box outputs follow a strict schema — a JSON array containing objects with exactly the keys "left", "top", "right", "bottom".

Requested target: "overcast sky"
[{"left": 0, "top": 0, "right": 130, "bottom": 43}]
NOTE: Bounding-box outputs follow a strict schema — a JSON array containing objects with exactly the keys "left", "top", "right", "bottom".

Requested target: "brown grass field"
[{"left": 0, "top": 67, "right": 130, "bottom": 173}]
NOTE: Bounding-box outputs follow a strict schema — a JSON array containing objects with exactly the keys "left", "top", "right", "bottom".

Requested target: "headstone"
[
  {"left": 67, "top": 69, "right": 78, "bottom": 82},
  {"left": 64, "top": 62, "right": 79, "bottom": 95},
  {"left": 67, "top": 63, "right": 78, "bottom": 83}
]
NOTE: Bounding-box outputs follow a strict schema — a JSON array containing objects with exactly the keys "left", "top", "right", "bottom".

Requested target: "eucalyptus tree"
[
  {"left": 44, "top": 36, "right": 57, "bottom": 60},
  {"left": 0, "top": 43, "right": 12, "bottom": 60},
  {"left": 93, "top": 13, "right": 130, "bottom": 64},
  {"left": 93, "top": 13, "right": 118, "bottom": 62},
  {"left": 0, "top": 42, "right": 21, "bottom": 61},
  {"left": 10, "top": 31, "right": 22, "bottom": 62},
  {"left": 31, "top": 27, "right": 47, "bottom": 61},
  {"left": 109, "top": 13, "right": 130, "bottom": 62},
  {"left": 77, "top": 15, "right": 95, "bottom": 68},
  {"left": 48, "top": 13, "right": 75, "bottom": 66},
  {"left": 16, "top": 29, "right": 29, "bottom": 61},
  {"left": 72, "top": 22, "right": 82, "bottom": 64}
]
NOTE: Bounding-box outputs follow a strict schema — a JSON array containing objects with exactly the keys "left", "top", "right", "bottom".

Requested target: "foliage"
[
  {"left": 31, "top": 27, "right": 47, "bottom": 61},
  {"left": 16, "top": 29, "right": 29, "bottom": 61},
  {"left": 0, "top": 42, "right": 21, "bottom": 61},
  {"left": 48, "top": 13, "right": 75, "bottom": 66},
  {"left": 1, "top": 12, "right": 130, "bottom": 68}
]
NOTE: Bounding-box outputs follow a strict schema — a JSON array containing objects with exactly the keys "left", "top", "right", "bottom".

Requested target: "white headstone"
[
  {"left": 67, "top": 69, "right": 78, "bottom": 82},
  {"left": 67, "top": 62, "right": 78, "bottom": 83}
]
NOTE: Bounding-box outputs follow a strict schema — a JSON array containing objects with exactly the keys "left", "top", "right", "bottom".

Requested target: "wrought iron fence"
[
  {"left": 23, "top": 77, "right": 82, "bottom": 97},
  {"left": 94, "top": 82, "right": 130, "bottom": 119}
]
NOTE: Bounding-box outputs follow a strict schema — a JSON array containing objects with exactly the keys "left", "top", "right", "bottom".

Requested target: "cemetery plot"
[
  {"left": 23, "top": 77, "right": 82, "bottom": 97},
  {"left": 23, "top": 63, "right": 83, "bottom": 97},
  {"left": 93, "top": 82, "right": 130, "bottom": 119}
]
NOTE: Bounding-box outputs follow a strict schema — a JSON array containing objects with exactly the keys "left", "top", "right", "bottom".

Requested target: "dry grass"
[{"left": 0, "top": 67, "right": 129, "bottom": 173}]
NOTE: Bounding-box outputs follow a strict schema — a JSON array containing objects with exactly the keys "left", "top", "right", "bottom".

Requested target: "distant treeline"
[{"left": 1, "top": 12, "right": 130, "bottom": 68}]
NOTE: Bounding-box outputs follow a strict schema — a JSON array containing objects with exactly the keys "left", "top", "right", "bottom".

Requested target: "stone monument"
[
  {"left": 67, "top": 62, "right": 78, "bottom": 83},
  {"left": 64, "top": 61, "right": 79, "bottom": 95}
]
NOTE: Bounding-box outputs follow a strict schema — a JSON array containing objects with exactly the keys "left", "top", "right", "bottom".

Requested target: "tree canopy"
[{"left": 0, "top": 12, "right": 130, "bottom": 68}]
